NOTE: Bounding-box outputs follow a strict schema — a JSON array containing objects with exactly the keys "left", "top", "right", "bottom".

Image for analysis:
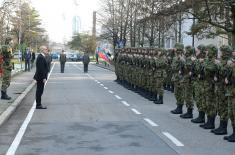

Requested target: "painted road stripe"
[
  {"left": 131, "top": 108, "right": 142, "bottom": 115},
  {"left": 104, "top": 87, "right": 108, "bottom": 89},
  {"left": 115, "top": 95, "right": 122, "bottom": 100},
  {"left": 162, "top": 132, "right": 184, "bottom": 147},
  {"left": 121, "top": 101, "right": 130, "bottom": 107},
  {"left": 6, "top": 63, "right": 55, "bottom": 155},
  {"left": 100, "top": 84, "right": 104, "bottom": 86},
  {"left": 109, "top": 90, "right": 114, "bottom": 94},
  {"left": 144, "top": 118, "right": 159, "bottom": 127},
  {"left": 97, "top": 81, "right": 101, "bottom": 84}
]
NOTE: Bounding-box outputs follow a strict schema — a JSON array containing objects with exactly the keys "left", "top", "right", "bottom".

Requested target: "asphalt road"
[{"left": 0, "top": 62, "right": 234, "bottom": 155}]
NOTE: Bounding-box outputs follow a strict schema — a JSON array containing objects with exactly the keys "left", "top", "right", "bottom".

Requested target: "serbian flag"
[{"left": 97, "top": 47, "right": 110, "bottom": 63}]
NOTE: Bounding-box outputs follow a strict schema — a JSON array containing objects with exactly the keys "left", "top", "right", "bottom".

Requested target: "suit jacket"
[
  {"left": 83, "top": 54, "right": 90, "bottom": 64},
  {"left": 33, "top": 53, "right": 49, "bottom": 81},
  {"left": 60, "top": 53, "right": 66, "bottom": 63}
]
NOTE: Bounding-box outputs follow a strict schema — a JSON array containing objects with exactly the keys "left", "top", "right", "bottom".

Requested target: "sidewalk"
[{"left": 0, "top": 66, "right": 35, "bottom": 126}]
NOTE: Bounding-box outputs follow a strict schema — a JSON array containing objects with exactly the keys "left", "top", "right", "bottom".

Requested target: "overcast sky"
[{"left": 31, "top": 0, "right": 100, "bottom": 43}]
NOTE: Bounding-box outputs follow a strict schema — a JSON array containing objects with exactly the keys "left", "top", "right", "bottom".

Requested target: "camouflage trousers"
[
  {"left": 193, "top": 80, "right": 205, "bottom": 112},
  {"left": 174, "top": 81, "right": 184, "bottom": 105},
  {"left": 1, "top": 69, "right": 11, "bottom": 92},
  {"left": 155, "top": 77, "right": 164, "bottom": 96},
  {"left": 215, "top": 84, "right": 228, "bottom": 121},
  {"left": 184, "top": 81, "right": 194, "bottom": 109},
  {"left": 227, "top": 96, "right": 235, "bottom": 126},
  {"left": 204, "top": 81, "right": 216, "bottom": 117}
]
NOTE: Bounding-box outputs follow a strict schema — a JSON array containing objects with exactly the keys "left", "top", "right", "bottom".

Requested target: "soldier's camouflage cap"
[
  {"left": 206, "top": 44, "right": 218, "bottom": 58},
  {"left": 174, "top": 43, "right": 184, "bottom": 51},
  {"left": 220, "top": 45, "right": 232, "bottom": 58},
  {"left": 185, "top": 45, "right": 194, "bottom": 56},
  {"left": 197, "top": 44, "right": 206, "bottom": 52}
]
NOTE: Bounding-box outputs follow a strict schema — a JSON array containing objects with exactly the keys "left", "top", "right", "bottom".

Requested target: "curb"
[
  {"left": 94, "top": 64, "right": 115, "bottom": 72},
  {"left": 0, "top": 80, "right": 36, "bottom": 126}
]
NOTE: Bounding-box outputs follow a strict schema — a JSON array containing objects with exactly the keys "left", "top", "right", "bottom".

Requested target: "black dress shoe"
[{"left": 36, "top": 105, "right": 47, "bottom": 109}]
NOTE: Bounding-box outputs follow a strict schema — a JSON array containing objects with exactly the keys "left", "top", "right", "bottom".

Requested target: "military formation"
[
  {"left": 114, "top": 43, "right": 235, "bottom": 142},
  {"left": 0, "top": 37, "right": 13, "bottom": 100}
]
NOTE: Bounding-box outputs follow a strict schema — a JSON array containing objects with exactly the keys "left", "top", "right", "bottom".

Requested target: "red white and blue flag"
[{"left": 96, "top": 47, "right": 111, "bottom": 63}]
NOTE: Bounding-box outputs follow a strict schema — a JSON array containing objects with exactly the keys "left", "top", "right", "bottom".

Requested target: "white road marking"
[
  {"left": 121, "top": 101, "right": 130, "bottom": 107},
  {"left": 97, "top": 81, "right": 101, "bottom": 84},
  {"left": 6, "top": 63, "right": 55, "bottom": 155},
  {"left": 109, "top": 90, "right": 114, "bottom": 94},
  {"left": 100, "top": 84, "right": 104, "bottom": 86},
  {"left": 144, "top": 118, "right": 159, "bottom": 127},
  {"left": 131, "top": 108, "right": 142, "bottom": 115},
  {"left": 104, "top": 87, "right": 108, "bottom": 89},
  {"left": 162, "top": 132, "right": 184, "bottom": 147},
  {"left": 115, "top": 95, "right": 122, "bottom": 100}
]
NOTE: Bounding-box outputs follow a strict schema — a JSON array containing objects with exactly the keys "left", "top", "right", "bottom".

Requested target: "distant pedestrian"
[
  {"left": 82, "top": 52, "right": 90, "bottom": 73},
  {"left": 33, "top": 46, "right": 49, "bottom": 109},
  {"left": 24, "top": 47, "right": 31, "bottom": 71},
  {"left": 60, "top": 50, "right": 66, "bottom": 73},
  {"left": 31, "top": 50, "right": 36, "bottom": 69},
  {"left": 45, "top": 49, "right": 52, "bottom": 71}
]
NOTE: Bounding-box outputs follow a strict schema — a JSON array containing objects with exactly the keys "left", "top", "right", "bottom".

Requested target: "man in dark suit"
[
  {"left": 33, "top": 46, "right": 49, "bottom": 109},
  {"left": 59, "top": 50, "right": 66, "bottom": 73},
  {"left": 82, "top": 52, "right": 90, "bottom": 73}
]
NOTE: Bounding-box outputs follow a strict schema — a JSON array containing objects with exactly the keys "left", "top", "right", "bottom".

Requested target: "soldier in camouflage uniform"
[
  {"left": 223, "top": 50, "right": 235, "bottom": 142},
  {"left": 191, "top": 45, "right": 207, "bottom": 123},
  {"left": 200, "top": 44, "right": 218, "bottom": 129},
  {"left": 1, "top": 37, "right": 13, "bottom": 100},
  {"left": 180, "top": 46, "right": 194, "bottom": 119},
  {"left": 153, "top": 48, "right": 167, "bottom": 104},
  {"left": 211, "top": 45, "right": 232, "bottom": 135},
  {"left": 171, "top": 43, "right": 185, "bottom": 114},
  {"left": 165, "top": 49, "right": 174, "bottom": 92}
]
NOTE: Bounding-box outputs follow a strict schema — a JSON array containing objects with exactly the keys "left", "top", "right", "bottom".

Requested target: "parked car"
[{"left": 51, "top": 52, "right": 59, "bottom": 60}]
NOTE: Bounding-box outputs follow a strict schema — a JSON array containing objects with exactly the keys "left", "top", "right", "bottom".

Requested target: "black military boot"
[
  {"left": 180, "top": 108, "right": 193, "bottom": 119},
  {"left": 224, "top": 126, "right": 235, "bottom": 142},
  {"left": 191, "top": 111, "right": 205, "bottom": 123},
  {"left": 211, "top": 120, "right": 227, "bottom": 135},
  {"left": 1, "top": 91, "right": 11, "bottom": 100},
  {"left": 163, "top": 83, "right": 167, "bottom": 90},
  {"left": 166, "top": 85, "right": 171, "bottom": 91},
  {"left": 149, "top": 92, "right": 156, "bottom": 101},
  {"left": 200, "top": 115, "right": 215, "bottom": 129},
  {"left": 171, "top": 104, "right": 183, "bottom": 114},
  {"left": 153, "top": 94, "right": 158, "bottom": 104},
  {"left": 170, "top": 84, "right": 174, "bottom": 93},
  {"left": 155, "top": 95, "right": 163, "bottom": 104}
]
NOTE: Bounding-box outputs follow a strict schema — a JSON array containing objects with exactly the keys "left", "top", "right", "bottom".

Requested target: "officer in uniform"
[
  {"left": 211, "top": 45, "right": 232, "bottom": 135},
  {"left": 200, "top": 44, "right": 218, "bottom": 129},
  {"left": 1, "top": 37, "right": 13, "bottom": 100},
  {"left": 171, "top": 43, "right": 185, "bottom": 114},
  {"left": 180, "top": 45, "right": 194, "bottom": 119},
  {"left": 153, "top": 48, "right": 167, "bottom": 104},
  {"left": 191, "top": 45, "right": 207, "bottom": 123},
  {"left": 223, "top": 49, "right": 235, "bottom": 142}
]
